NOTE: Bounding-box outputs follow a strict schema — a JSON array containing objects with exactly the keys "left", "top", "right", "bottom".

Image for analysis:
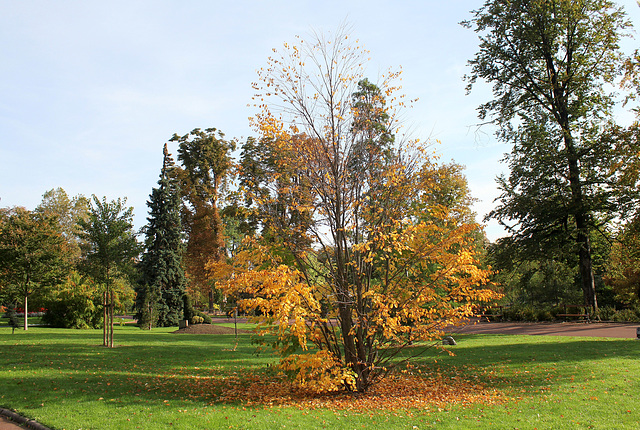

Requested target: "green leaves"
[
  {"left": 465, "top": 0, "right": 638, "bottom": 309},
  {"left": 0, "top": 206, "right": 69, "bottom": 329},
  {"left": 465, "top": 0, "right": 629, "bottom": 125}
]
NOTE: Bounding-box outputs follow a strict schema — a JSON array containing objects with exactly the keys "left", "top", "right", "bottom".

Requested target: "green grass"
[{"left": 1, "top": 325, "right": 639, "bottom": 429}]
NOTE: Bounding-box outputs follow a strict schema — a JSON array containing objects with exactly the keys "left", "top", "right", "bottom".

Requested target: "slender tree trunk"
[
  {"left": 103, "top": 291, "right": 107, "bottom": 346},
  {"left": 110, "top": 289, "right": 114, "bottom": 348},
  {"left": 338, "top": 303, "right": 360, "bottom": 387},
  {"left": 148, "top": 299, "right": 153, "bottom": 330},
  {"left": 23, "top": 294, "right": 28, "bottom": 331}
]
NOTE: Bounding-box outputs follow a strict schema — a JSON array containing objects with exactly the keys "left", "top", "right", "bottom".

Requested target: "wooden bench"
[
  {"left": 478, "top": 305, "right": 505, "bottom": 322},
  {"left": 557, "top": 304, "right": 591, "bottom": 322}
]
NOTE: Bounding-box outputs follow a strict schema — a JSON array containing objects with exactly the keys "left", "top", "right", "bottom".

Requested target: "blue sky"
[{"left": 2, "top": 1, "right": 639, "bottom": 241}]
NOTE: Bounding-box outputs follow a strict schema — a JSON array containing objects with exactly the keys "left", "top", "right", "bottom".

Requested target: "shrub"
[
  {"left": 503, "top": 304, "right": 538, "bottom": 321},
  {"left": 596, "top": 306, "right": 617, "bottom": 321},
  {"left": 41, "top": 273, "right": 100, "bottom": 329},
  {"left": 196, "top": 311, "right": 211, "bottom": 324},
  {"left": 189, "top": 311, "right": 211, "bottom": 325},
  {"left": 612, "top": 308, "right": 640, "bottom": 323},
  {"left": 536, "top": 309, "right": 553, "bottom": 321}
]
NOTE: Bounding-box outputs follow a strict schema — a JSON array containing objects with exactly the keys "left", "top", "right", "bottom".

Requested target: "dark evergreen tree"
[{"left": 136, "top": 144, "right": 187, "bottom": 327}]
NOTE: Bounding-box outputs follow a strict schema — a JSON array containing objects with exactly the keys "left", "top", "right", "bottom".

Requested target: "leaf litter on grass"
[{"left": 143, "top": 363, "right": 504, "bottom": 412}]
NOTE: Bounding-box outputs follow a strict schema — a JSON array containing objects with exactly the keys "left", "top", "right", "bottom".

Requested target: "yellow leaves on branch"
[
  {"left": 280, "top": 350, "right": 357, "bottom": 393},
  {"left": 217, "top": 254, "right": 320, "bottom": 350}
]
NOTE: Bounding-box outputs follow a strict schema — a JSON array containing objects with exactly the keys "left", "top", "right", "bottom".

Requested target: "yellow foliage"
[
  {"left": 219, "top": 28, "right": 502, "bottom": 393},
  {"left": 279, "top": 350, "right": 357, "bottom": 393}
]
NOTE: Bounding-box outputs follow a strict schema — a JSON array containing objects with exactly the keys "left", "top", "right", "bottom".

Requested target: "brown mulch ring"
[{"left": 172, "top": 323, "right": 251, "bottom": 335}]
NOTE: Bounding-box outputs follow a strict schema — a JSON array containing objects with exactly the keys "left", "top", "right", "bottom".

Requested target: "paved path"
[
  {"left": 0, "top": 417, "right": 18, "bottom": 430},
  {"left": 0, "top": 412, "right": 49, "bottom": 430},
  {"left": 455, "top": 321, "right": 639, "bottom": 338},
  {"left": 0, "top": 416, "right": 23, "bottom": 430}
]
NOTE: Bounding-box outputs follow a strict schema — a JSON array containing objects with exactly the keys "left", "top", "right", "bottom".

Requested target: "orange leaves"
[
  {"left": 217, "top": 254, "right": 321, "bottom": 352},
  {"left": 233, "top": 27, "right": 505, "bottom": 394},
  {"left": 279, "top": 350, "right": 356, "bottom": 393},
  {"left": 146, "top": 365, "right": 503, "bottom": 411}
]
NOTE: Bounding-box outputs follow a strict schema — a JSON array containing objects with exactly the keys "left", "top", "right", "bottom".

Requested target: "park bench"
[
  {"left": 557, "top": 304, "right": 591, "bottom": 322},
  {"left": 478, "top": 305, "right": 505, "bottom": 322}
]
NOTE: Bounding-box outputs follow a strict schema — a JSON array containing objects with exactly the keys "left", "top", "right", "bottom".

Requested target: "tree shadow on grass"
[
  {"left": 408, "top": 334, "right": 640, "bottom": 393},
  {"left": 3, "top": 329, "right": 639, "bottom": 415}
]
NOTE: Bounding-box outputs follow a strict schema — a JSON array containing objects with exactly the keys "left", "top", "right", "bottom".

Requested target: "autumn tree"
[
  {"left": 0, "top": 207, "right": 68, "bottom": 330},
  {"left": 604, "top": 214, "right": 640, "bottom": 306},
  {"left": 172, "top": 128, "right": 235, "bottom": 311},
  {"left": 463, "top": 0, "right": 636, "bottom": 310},
  {"left": 78, "top": 196, "right": 139, "bottom": 347},
  {"left": 35, "top": 187, "right": 90, "bottom": 264},
  {"left": 135, "top": 144, "right": 187, "bottom": 328},
  {"left": 215, "top": 30, "right": 499, "bottom": 393}
]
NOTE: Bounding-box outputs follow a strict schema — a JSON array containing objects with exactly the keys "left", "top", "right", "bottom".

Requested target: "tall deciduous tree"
[
  {"left": 36, "top": 188, "right": 90, "bottom": 265},
  {"left": 463, "top": 0, "right": 634, "bottom": 310},
  {"left": 135, "top": 144, "right": 187, "bottom": 328},
  {"left": 215, "top": 30, "right": 499, "bottom": 393},
  {"left": 172, "top": 128, "right": 235, "bottom": 310},
  {"left": 78, "top": 196, "right": 139, "bottom": 347},
  {"left": 0, "top": 207, "right": 68, "bottom": 330}
]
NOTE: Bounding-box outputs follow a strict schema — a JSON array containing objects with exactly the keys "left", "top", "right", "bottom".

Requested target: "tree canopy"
[
  {"left": 213, "top": 29, "right": 499, "bottom": 393},
  {"left": 463, "top": 0, "right": 637, "bottom": 309},
  {"left": 78, "top": 196, "right": 139, "bottom": 347},
  {"left": 0, "top": 207, "right": 68, "bottom": 330},
  {"left": 173, "top": 128, "right": 235, "bottom": 310}
]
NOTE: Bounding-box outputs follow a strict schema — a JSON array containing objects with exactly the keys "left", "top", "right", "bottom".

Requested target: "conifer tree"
[{"left": 135, "top": 144, "right": 187, "bottom": 327}]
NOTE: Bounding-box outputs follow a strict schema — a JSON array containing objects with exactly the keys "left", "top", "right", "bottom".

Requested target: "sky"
[{"left": 2, "top": 1, "right": 639, "bottom": 242}]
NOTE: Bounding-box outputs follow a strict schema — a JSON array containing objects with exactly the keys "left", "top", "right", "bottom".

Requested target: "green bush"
[
  {"left": 194, "top": 311, "right": 211, "bottom": 324},
  {"left": 596, "top": 306, "right": 617, "bottom": 321},
  {"left": 536, "top": 309, "right": 553, "bottom": 321},
  {"left": 503, "top": 304, "right": 538, "bottom": 321},
  {"left": 41, "top": 273, "right": 101, "bottom": 329},
  {"left": 612, "top": 308, "right": 640, "bottom": 323}
]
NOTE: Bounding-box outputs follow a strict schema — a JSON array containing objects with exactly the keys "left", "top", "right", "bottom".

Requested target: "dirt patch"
[{"left": 172, "top": 323, "right": 251, "bottom": 335}]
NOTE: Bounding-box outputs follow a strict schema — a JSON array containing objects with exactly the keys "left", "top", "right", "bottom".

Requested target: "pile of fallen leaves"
[{"left": 146, "top": 364, "right": 504, "bottom": 411}]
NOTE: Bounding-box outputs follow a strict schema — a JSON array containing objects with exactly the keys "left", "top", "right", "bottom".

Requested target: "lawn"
[{"left": 0, "top": 324, "right": 639, "bottom": 429}]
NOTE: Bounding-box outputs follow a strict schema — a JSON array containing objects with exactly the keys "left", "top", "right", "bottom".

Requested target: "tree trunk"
[
  {"left": 103, "top": 291, "right": 107, "bottom": 346},
  {"left": 577, "top": 228, "right": 598, "bottom": 309},
  {"left": 565, "top": 133, "right": 598, "bottom": 311},
  {"left": 109, "top": 289, "right": 114, "bottom": 348},
  {"left": 338, "top": 300, "right": 371, "bottom": 392},
  {"left": 23, "top": 294, "right": 28, "bottom": 331}
]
